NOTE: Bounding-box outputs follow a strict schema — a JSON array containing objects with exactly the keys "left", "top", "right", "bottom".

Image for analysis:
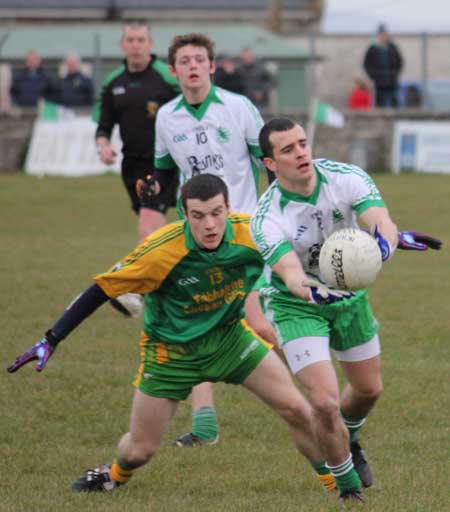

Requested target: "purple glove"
[
  {"left": 373, "top": 225, "right": 392, "bottom": 262},
  {"left": 7, "top": 336, "right": 55, "bottom": 373},
  {"left": 303, "top": 278, "right": 354, "bottom": 305},
  {"left": 397, "top": 231, "right": 442, "bottom": 251}
]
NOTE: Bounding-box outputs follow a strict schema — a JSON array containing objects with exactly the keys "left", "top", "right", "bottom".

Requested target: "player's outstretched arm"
[
  {"left": 302, "top": 278, "right": 354, "bottom": 305},
  {"left": 7, "top": 284, "right": 109, "bottom": 373},
  {"left": 397, "top": 231, "right": 442, "bottom": 251}
]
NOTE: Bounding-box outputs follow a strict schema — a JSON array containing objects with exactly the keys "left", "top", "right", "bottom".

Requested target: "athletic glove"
[
  {"left": 136, "top": 174, "right": 160, "bottom": 208},
  {"left": 302, "top": 278, "right": 354, "bottom": 305},
  {"left": 7, "top": 331, "right": 59, "bottom": 373},
  {"left": 373, "top": 225, "right": 392, "bottom": 262},
  {"left": 397, "top": 231, "right": 442, "bottom": 251}
]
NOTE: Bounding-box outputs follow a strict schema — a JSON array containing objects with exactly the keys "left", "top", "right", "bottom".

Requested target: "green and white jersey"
[
  {"left": 251, "top": 159, "right": 386, "bottom": 292},
  {"left": 95, "top": 213, "right": 263, "bottom": 344},
  {"left": 154, "top": 85, "right": 264, "bottom": 214}
]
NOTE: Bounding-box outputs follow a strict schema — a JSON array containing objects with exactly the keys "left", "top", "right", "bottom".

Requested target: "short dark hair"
[
  {"left": 181, "top": 174, "right": 229, "bottom": 210},
  {"left": 122, "top": 20, "right": 151, "bottom": 37},
  {"left": 259, "top": 117, "right": 297, "bottom": 158},
  {"left": 168, "top": 33, "right": 215, "bottom": 67}
]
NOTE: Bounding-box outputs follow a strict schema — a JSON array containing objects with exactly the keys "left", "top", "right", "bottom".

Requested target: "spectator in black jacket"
[
  {"left": 59, "top": 53, "right": 94, "bottom": 107},
  {"left": 214, "top": 55, "right": 245, "bottom": 95},
  {"left": 10, "top": 50, "right": 58, "bottom": 107},
  {"left": 238, "top": 47, "right": 275, "bottom": 109},
  {"left": 363, "top": 24, "right": 403, "bottom": 108}
]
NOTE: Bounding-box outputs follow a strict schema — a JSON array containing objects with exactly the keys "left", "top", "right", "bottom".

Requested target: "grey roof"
[
  {"left": 0, "top": 23, "right": 309, "bottom": 60},
  {"left": 0, "top": 0, "right": 319, "bottom": 11}
]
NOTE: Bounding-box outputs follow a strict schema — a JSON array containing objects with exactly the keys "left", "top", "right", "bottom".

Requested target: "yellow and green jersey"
[{"left": 95, "top": 214, "right": 263, "bottom": 344}]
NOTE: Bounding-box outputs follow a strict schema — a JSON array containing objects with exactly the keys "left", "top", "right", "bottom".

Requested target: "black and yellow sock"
[
  {"left": 191, "top": 406, "right": 219, "bottom": 441},
  {"left": 311, "top": 460, "right": 337, "bottom": 491},
  {"left": 341, "top": 412, "right": 366, "bottom": 444},
  {"left": 110, "top": 457, "right": 138, "bottom": 485},
  {"left": 326, "top": 454, "right": 361, "bottom": 492}
]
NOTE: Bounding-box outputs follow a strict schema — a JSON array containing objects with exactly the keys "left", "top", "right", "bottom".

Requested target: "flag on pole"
[{"left": 314, "top": 101, "right": 345, "bottom": 128}]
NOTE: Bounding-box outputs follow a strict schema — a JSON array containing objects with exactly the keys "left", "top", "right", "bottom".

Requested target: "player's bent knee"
[
  {"left": 357, "top": 380, "right": 384, "bottom": 400},
  {"left": 276, "top": 396, "right": 313, "bottom": 426},
  {"left": 310, "top": 393, "right": 341, "bottom": 421}
]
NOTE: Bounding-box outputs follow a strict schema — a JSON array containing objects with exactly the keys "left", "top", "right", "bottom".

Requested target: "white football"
[{"left": 319, "top": 228, "right": 382, "bottom": 291}]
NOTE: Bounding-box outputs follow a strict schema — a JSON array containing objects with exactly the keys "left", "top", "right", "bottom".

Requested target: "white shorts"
[{"left": 282, "top": 335, "right": 381, "bottom": 375}]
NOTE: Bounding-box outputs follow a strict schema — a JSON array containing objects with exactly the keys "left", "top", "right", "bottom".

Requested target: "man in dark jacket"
[
  {"left": 93, "top": 21, "right": 179, "bottom": 241},
  {"left": 363, "top": 25, "right": 403, "bottom": 107},
  {"left": 214, "top": 55, "right": 245, "bottom": 95},
  {"left": 10, "top": 50, "right": 57, "bottom": 107},
  {"left": 59, "top": 53, "right": 94, "bottom": 107},
  {"left": 238, "top": 47, "right": 274, "bottom": 109},
  {"left": 93, "top": 20, "right": 179, "bottom": 318}
]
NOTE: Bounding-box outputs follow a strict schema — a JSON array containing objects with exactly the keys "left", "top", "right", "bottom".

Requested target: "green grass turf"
[{"left": 1, "top": 172, "right": 449, "bottom": 511}]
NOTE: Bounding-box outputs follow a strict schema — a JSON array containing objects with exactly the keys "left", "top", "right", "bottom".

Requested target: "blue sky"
[{"left": 322, "top": 0, "right": 450, "bottom": 33}]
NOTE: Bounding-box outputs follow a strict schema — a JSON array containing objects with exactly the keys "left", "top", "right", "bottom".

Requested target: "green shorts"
[
  {"left": 265, "top": 291, "right": 379, "bottom": 352},
  {"left": 133, "top": 319, "right": 272, "bottom": 400}
]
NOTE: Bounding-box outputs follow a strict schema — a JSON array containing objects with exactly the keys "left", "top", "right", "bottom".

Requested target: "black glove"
[{"left": 136, "top": 175, "right": 160, "bottom": 208}]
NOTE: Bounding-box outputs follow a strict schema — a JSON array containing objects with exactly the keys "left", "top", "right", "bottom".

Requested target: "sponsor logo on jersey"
[
  {"left": 187, "top": 154, "right": 224, "bottom": 175},
  {"left": 112, "top": 86, "right": 125, "bottom": 95},
  {"left": 332, "top": 209, "right": 344, "bottom": 223},
  {"left": 308, "top": 243, "right": 321, "bottom": 270},
  {"left": 216, "top": 126, "right": 231, "bottom": 143},
  {"left": 146, "top": 101, "right": 159, "bottom": 118},
  {"left": 178, "top": 276, "right": 200, "bottom": 286}
]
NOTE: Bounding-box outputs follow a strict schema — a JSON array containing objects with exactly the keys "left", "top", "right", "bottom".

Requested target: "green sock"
[
  {"left": 326, "top": 454, "right": 361, "bottom": 492},
  {"left": 341, "top": 411, "right": 366, "bottom": 444},
  {"left": 311, "top": 460, "right": 330, "bottom": 475},
  {"left": 191, "top": 406, "right": 218, "bottom": 441},
  {"left": 311, "top": 460, "right": 336, "bottom": 492}
]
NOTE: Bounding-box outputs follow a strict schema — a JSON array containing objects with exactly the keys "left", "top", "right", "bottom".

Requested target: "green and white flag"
[
  {"left": 314, "top": 101, "right": 345, "bottom": 128},
  {"left": 38, "top": 100, "right": 75, "bottom": 122}
]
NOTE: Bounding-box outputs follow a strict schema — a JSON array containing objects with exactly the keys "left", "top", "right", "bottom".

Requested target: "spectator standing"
[
  {"left": 10, "top": 50, "right": 58, "bottom": 107},
  {"left": 238, "top": 47, "right": 274, "bottom": 109},
  {"left": 347, "top": 77, "right": 372, "bottom": 111},
  {"left": 214, "top": 55, "right": 245, "bottom": 94},
  {"left": 363, "top": 24, "right": 403, "bottom": 108},
  {"left": 59, "top": 53, "right": 94, "bottom": 107}
]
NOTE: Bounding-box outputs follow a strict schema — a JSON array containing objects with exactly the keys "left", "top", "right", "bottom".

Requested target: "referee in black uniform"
[
  {"left": 93, "top": 21, "right": 179, "bottom": 317},
  {"left": 93, "top": 20, "right": 179, "bottom": 241}
]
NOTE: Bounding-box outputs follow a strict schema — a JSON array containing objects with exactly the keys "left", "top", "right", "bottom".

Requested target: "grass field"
[{"left": 1, "top": 172, "right": 449, "bottom": 512}]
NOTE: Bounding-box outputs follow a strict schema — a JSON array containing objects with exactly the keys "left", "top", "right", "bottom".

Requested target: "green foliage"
[{"left": 1, "top": 173, "right": 449, "bottom": 511}]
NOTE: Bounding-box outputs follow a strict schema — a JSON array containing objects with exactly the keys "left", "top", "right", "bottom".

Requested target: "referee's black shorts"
[{"left": 121, "top": 157, "right": 178, "bottom": 214}]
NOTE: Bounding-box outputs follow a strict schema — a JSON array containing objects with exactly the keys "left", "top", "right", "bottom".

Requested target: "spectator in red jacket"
[{"left": 348, "top": 78, "right": 373, "bottom": 111}]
